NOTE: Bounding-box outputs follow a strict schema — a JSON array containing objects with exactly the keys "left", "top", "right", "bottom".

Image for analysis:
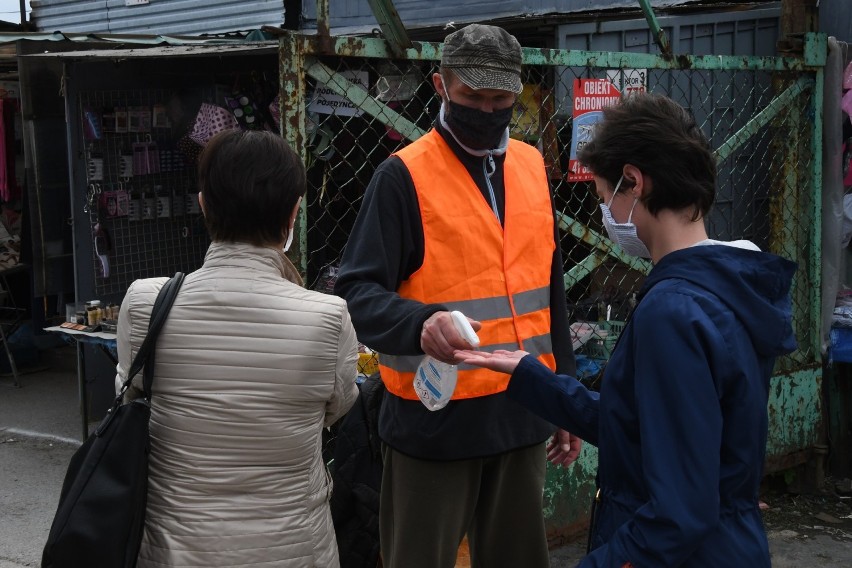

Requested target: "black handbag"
[{"left": 42, "top": 272, "right": 185, "bottom": 568}]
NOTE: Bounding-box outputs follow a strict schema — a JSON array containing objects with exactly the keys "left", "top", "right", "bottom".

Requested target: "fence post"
[
  {"left": 280, "top": 31, "right": 309, "bottom": 276},
  {"left": 805, "top": 32, "right": 827, "bottom": 356}
]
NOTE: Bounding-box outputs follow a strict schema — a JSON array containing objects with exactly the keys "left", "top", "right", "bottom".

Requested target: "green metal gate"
[{"left": 276, "top": 22, "right": 827, "bottom": 540}]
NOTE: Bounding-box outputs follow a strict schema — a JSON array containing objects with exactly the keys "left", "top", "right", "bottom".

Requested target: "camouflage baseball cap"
[{"left": 441, "top": 24, "right": 523, "bottom": 94}]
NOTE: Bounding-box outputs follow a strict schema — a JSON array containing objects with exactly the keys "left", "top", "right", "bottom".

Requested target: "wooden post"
[{"left": 778, "top": 0, "right": 819, "bottom": 55}]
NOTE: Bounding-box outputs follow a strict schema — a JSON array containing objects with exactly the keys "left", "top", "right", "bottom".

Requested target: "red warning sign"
[{"left": 568, "top": 79, "right": 622, "bottom": 182}]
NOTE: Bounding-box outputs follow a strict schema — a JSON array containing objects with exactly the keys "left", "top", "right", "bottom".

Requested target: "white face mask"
[
  {"left": 599, "top": 176, "right": 651, "bottom": 259},
  {"left": 283, "top": 226, "right": 295, "bottom": 252},
  {"left": 283, "top": 197, "right": 301, "bottom": 253}
]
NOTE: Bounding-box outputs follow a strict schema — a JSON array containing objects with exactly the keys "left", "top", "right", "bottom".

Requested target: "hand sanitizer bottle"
[{"left": 414, "top": 311, "right": 480, "bottom": 411}]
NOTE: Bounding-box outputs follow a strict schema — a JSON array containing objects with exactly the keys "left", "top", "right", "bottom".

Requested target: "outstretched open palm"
[{"left": 453, "top": 349, "right": 528, "bottom": 374}]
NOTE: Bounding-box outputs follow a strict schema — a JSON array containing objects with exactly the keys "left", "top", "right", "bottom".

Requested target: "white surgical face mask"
[
  {"left": 599, "top": 176, "right": 651, "bottom": 259},
  {"left": 283, "top": 197, "right": 301, "bottom": 253},
  {"left": 283, "top": 226, "right": 294, "bottom": 252}
]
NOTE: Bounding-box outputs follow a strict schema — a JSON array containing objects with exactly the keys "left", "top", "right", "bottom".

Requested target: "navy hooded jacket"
[{"left": 507, "top": 244, "right": 797, "bottom": 567}]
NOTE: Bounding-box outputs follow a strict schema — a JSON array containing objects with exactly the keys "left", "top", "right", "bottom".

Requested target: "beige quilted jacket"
[{"left": 115, "top": 241, "right": 359, "bottom": 567}]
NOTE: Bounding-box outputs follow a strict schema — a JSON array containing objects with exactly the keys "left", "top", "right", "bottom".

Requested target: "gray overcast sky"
[{"left": 0, "top": 0, "right": 29, "bottom": 25}]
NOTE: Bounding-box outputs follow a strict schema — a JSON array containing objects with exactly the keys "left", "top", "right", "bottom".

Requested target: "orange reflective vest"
[{"left": 379, "top": 130, "right": 556, "bottom": 400}]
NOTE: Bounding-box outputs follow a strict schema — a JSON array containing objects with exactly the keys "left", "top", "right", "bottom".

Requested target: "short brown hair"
[
  {"left": 198, "top": 129, "right": 306, "bottom": 246},
  {"left": 578, "top": 92, "right": 716, "bottom": 221}
]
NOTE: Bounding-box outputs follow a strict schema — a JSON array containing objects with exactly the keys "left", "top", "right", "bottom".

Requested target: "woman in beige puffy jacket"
[{"left": 115, "top": 129, "right": 359, "bottom": 567}]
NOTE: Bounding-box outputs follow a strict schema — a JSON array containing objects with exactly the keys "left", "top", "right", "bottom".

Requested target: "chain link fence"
[{"left": 299, "top": 52, "right": 818, "bottom": 380}]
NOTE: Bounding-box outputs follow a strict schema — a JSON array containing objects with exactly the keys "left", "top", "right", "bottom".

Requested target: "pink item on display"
[
  {"left": 99, "top": 187, "right": 129, "bottom": 218},
  {"left": 268, "top": 95, "right": 281, "bottom": 130},
  {"left": 132, "top": 139, "right": 160, "bottom": 176},
  {"left": 188, "top": 103, "right": 239, "bottom": 146},
  {"left": 0, "top": 99, "right": 19, "bottom": 202},
  {"left": 843, "top": 88, "right": 852, "bottom": 119},
  {"left": 844, "top": 60, "right": 852, "bottom": 91},
  {"left": 845, "top": 142, "right": 852, "bottom": 187}
]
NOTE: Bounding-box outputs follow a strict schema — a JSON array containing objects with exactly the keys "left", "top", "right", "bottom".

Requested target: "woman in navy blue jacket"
[{"left": 456, "top": 93, "right": 797, "bottom": 567}]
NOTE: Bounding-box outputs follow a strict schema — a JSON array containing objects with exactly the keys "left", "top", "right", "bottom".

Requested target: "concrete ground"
[
  {"left": 0, "top": 345, "right": 80, "bottom": 568},
  {"left": 1, "top": 344, "right": 852, "bottom": 567}
]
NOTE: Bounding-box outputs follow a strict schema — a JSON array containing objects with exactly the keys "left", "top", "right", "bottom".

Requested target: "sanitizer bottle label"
[
  {"left": 413, "top": 311, "right": 480, "bottom": 411},
  {"left": 414, "top": 356, "right": 457, "bottom": 411}
]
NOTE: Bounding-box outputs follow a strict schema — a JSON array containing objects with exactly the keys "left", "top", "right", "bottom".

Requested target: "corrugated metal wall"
[
  {"left": 303, "top": 0, "right": 637, "bottom": 32},
  {"left": 30, "top": 0, "right": 284, "bottom": 35},
  {"left": 819, "top": 0, "right": 852, "bottom": 43},
  {"left": 29, "top": 0, "right": 785, "bottom": 38},
  {"left": 302, "top": 0, "right": 780, "bottom": 34},
  {"left": 558, "top": 7, "right": 780, "bottom": 245}
]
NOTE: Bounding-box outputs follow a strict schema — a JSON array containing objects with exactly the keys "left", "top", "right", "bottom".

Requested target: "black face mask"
[{"left": 444, "top": 99, "right": 513, "bottom": 150}]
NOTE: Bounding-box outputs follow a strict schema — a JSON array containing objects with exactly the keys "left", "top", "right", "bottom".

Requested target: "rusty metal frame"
[{"left": 277, "top": 14, "right": 829, "bottom": 520}]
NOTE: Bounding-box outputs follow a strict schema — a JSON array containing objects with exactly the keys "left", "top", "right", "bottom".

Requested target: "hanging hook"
[{"left": 84, "top": 183, "right": 96, "bottom": 213}]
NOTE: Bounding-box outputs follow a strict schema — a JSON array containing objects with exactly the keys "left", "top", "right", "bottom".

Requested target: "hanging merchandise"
[
  {"left": 83, "top": 181, "right": 110, "bottom": 278},
  {"left": 118, "top": 148, "right": 134, "bottom": 179},
  {"left": 170, "top": 187, "right": 186, "bottom": 217},
  {"left": 76, "top": 87, "right": 213, "bottom": 299},
  {"left": 99, "top": 184, "right": 129, "bottom": 219},
  {"left": 141, "top": 192, "right": 156, "bottom": 221},
  {"left": 127, "top": 191, "right": 142, "bottom": 222},
  {"left": 86, "top": 148, "right": 104, "bottom": 182},
  {"left": 0, "top": 98, "right": 19, "bottom": 202},
  {"left": 185, "top": 189, "right": 201, "bottom": 215},
  {"left": 842, "top": 193, "right": 852, "bottom": 248},
  {"left": 132, "top": 136, "right": 160, "bottom": 176},
  {"left": 82, "top": 107, "right": 103, "bottom": 141},
  {"left": 226, "top": 71, "right": 279, "bottom": 132},
  {"left": 844, "top": 60, "right": 852, "bottom": 91},
  {"left": 102, "top": 108, "right": 115, "bottom": 134},
  {"left": 152, "top": 103, "right": 170, "bottom": 129},
  {"left": 268, "top": 94, "right": 281, "bottom": 131},
  {"left": 156, "top": 186, "right": 171, "bottom": 219},
  {"left": 114, "top": 107, "right": 128, "bottom": 133},
  {"left": 176, "top": 136, "right": 204, "bottom": 166},
  {"left": 93, "top": 222, "right": 111, "bottom": 278},
  {"left": 843, "top": 88, "right": 852, "bottom": 120},
  {"left": 188, "top": 102, "right": 239, "bottom": 146},
  {"left": 83, "top": 183, "right": 102, "bottom": 216},
  {"left": 157, "top": 144, "right": 185, "bottom": 173},
  {"left": 128, "top": 106, "right": 152, "bottom": 133},
  {"left": 115, "top": 186, "right": 130, "bottom": 217},
  {"left": 225, "top": 92, "right": 261, "bottom": 130}
]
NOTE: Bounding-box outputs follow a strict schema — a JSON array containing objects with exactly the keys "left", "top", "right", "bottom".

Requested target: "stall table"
[{"left": 44, "top": 326, "right": 117, "bottom": 441}]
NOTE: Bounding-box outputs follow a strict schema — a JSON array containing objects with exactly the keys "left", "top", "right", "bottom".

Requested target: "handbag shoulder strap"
[{"left": 118, "top": 272, "right": 185, "bottom": 400}]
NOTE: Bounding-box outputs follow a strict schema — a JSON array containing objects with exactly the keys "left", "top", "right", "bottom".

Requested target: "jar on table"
[{"left": 85, "top": 300, "right": 102, "bottom": 326}]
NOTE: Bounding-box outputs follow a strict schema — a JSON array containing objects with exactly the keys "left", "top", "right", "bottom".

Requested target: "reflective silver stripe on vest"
[
  {"left": 441, "top": 286, "right": 550, "bottom": 321},
  {"left": 380, "top": 332, "right": 554, "bottom": 373}
]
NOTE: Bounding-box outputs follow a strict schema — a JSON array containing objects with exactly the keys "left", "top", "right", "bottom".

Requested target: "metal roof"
[
  {"left": 0, "top": 29, "right": 271, "bottom": 46},
  {"left": 21, "top": 41, "right": 277, "bottom": 60},
  {"left": 0, "top": 28, "right": 276, "bottom": 79},
  {"left": 303, "top": 0, "right": 781, "bottom": 36},
  {"left": 30, "top": 0, "right": 285, "bottom": 37}
]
